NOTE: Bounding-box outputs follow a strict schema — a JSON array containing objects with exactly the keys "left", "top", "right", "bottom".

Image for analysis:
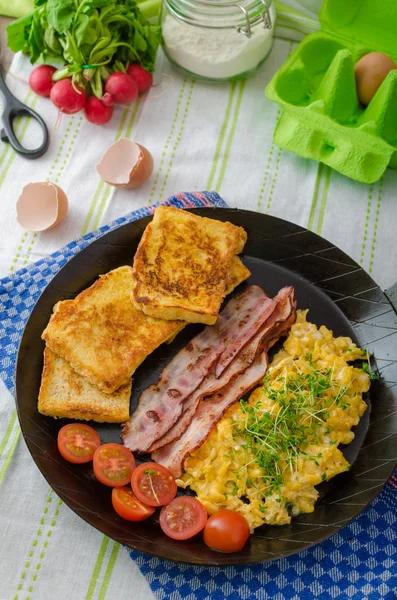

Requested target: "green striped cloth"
[{"left": 1, "top": 2, "right": 397, "bottom": 598}]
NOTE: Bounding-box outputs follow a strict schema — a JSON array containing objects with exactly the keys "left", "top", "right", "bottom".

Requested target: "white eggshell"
[
  {"left": 16, "top": 182, "right": 68, "bottom": 232},
  {"left": 96, "top": 138, "right": 154, "bottom": 189}
]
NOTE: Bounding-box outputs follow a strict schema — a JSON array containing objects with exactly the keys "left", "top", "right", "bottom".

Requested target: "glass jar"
[{"left": 161, "top": 0, "right": 276, "bottom": 82}]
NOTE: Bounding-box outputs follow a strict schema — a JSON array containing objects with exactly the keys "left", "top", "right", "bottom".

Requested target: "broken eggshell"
[
  {"left": 96, "top": 138, "right": 154, "bottom": 189},
  {"left": 17, "top": 182, "right": 68, "bottom": 232}
]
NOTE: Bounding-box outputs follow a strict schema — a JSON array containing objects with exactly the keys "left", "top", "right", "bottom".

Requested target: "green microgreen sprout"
[
  {"left": 144, "top": 469, "right": 160, "bottom": 504},
  {"left": 234, "top": 355, "right": 354, "bottom": 497},
  {"left": 230, "top": 482, "right": 239, "bottom": 496},
  {"left": 362, "top": 351, "right": 379, "bottom": 381}
]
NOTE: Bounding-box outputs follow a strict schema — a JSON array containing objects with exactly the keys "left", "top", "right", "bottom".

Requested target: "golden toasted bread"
[
  {"left": 226, "top": 256, "right": 250, "bottom": 295},
  {"left": 165, "top": 256, "right": 250, "bottom": 344},
  {"left": 42, "top": 266, "right": 184, "bottom": 394},
  {"left": 131, "top": 206, "right": 248, "bottom": 324},
  {"left": 42, "top": 258, "right": 250, "bottom": 394},
  {"left": 38, "top": 348, "right": 131, "bottom": 423}
]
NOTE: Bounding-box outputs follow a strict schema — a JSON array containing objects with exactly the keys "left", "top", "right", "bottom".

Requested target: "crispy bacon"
[
  {"left": 148, "top": 336, "right": 257, "bottom": 453},
  {"left": 214, "top": 295, "right": 276, "bottom": 378},
  {"left": 149, "top": 286, "right": 295, "bottom": 453},
  {"left": 121, "top": 286, "right": 276, "bottom": 452},
  {"left": 152, "top": 289, "right": 296, "bottom": 477},
  {"left": 151, "top": 351, "right": 270, "bottom": 478}
]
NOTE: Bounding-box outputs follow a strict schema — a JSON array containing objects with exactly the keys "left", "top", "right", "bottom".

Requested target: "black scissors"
[{"left": 0, "top": 61, "right": 49, "bottom": 159}]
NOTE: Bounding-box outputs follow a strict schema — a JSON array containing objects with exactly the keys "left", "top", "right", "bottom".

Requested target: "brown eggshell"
[
  {"left": 96, "top": 138, "right": 154, "bottom": 189},
  {"left": 16, "top": 182, "right": 69, "bottom": 232},
  {"left": 354, "top": 52, "right": 397, "bottom": 106}
]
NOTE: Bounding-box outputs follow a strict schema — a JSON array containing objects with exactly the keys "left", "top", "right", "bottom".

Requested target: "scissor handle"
[{"left": 0, "top": 69, "right": 49, "bottom": 160}]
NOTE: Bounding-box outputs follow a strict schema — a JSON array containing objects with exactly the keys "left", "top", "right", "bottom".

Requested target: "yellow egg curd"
[{"left": 177, "top": 310, "right": 371, "bottom": 531}]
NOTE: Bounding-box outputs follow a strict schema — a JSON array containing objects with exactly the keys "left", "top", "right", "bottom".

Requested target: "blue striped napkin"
[{"left": 0, "top": 191, "right": 396, "bottom": 600}]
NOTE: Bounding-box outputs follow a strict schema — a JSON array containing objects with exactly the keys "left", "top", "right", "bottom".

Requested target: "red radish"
[
  {"left": 102, "top": 93, "right": 114, "bottom": 107},
  {"left": 29, "top": 65, "right": 56, "bottom": 97},
  {"left": 127, "top": 64, "right": 153, "bottom": 95},
  {"left": 50, "top": 78, "right": 86, "bottom": 114},
  {"left": 105, "top": 72, "right": 138, "bottom": 103},
  {"left": 84, "top": 96, "right": 113, "bottom": 125}
]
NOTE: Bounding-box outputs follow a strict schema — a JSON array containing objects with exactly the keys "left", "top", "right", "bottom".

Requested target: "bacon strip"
[
  {"left": 148, "top": 338, "right": 256, "bottom": 453},
  {"left": 122, "top": 286, "right": 276, "bottom": 452},
  {"left": 152, "top": 289, "right": 297, "bottom": 477},
  {"left": 151, "top": 352, "right": 269, "bottom": 478},
  {"left": 149, "top": 286, "right": 295, "bottom": 452},
  {"left": 214, "top": 295, "right": 276, "bottom": 378}
]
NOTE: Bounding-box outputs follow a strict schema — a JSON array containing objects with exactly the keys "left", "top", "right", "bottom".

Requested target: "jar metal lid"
[{"left": 164, "top": 0, "right": 272, "bottom": 38}]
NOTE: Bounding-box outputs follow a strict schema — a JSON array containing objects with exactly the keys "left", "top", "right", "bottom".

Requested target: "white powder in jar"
[{"left": 162, "top": 5, "right": 276, "bottom": 80}]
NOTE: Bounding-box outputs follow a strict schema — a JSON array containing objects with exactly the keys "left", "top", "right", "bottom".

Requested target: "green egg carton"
[{"left": 266, "top": 0, "right": 397, "bottom": 184}]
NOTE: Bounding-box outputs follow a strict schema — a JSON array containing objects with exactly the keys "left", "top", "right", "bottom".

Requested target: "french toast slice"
[
  {"left": 42, "top": 258, "right": 250, "bottom": 395},
  {"left": 226, "top": 256, "right": 250, "bottom": 294},
  {"left": 38, "top": 347, "right": 131, "bottom": 423},
  {"left": 131, "top": 206, "right": 247, "bottom": 324},
  {"left": 165, "top": 256, "right": 251, "bottom": 344},
  {"left": 42, "top": 266, "right": 184, "bottom": 394}
]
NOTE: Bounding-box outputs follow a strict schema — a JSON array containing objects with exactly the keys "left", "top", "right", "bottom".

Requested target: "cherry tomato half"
[
  {"left": 203, "top": 509, "right": 250, "bottom": 553},
  {"left": 93, "top": 443, "right": 136, "bottom": 487},
  {"left": 131, "top": 462, "right": 177, "bottom": 507},
  {"left": 57, "top": 423, "right": 101, "bottom": 464},
  {"left": 111, "top": 487, "right": 155, "bottom": 521},
  {"left": 160, "top": 496, "right": 207, "bottom": 540}
]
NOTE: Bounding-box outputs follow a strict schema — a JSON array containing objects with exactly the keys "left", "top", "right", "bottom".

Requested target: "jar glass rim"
[{"left": 162, "top": 0, "right": 273, "bottom": 30}]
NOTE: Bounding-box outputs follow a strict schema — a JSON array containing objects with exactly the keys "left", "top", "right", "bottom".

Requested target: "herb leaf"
[
  {"left": 47, "top": 0, "right": 75, "bottom": 34},
  {"left": 362, "top": 358, "right": 379, "bottom": 381}
]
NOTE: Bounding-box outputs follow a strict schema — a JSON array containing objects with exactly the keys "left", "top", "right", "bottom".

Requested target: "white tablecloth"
[{"left": 1, "top": 1, "right": 397, "bottom": 598}]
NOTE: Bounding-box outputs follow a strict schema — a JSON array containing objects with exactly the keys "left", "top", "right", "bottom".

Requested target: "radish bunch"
[
  {"left": 9, "top": 0, "right": 160, "bottom": 125},
  {"left": 29, "top": 65, "right": 153, "bottom": 126}
]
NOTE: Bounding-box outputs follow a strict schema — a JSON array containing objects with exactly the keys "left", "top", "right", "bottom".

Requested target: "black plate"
[{"left": 15, "top": 208, "right": 397, "bottom": 565}]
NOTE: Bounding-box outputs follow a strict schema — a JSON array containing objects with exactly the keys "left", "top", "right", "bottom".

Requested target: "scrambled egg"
[{"left": 178, "top": 311, "right": 370, "bottom": 531}]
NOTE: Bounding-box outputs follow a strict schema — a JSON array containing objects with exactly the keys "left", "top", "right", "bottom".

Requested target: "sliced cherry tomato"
[
  {"left": 93, "top": 443, "right": 136, "bottom": 487},
  {"left": 159, "top": 496, "right": 207, "bottom": 540},
  {"left": 203, "top": 509, "right": 250, "bottom": 552},
  {"left": 131, "top": 462, "right": 177, "bottom": 507},
  {"left": 111, "top": 487, "right": 155, "bottom": 521},
  {"left": 57, "top": 423, "right": 101, "bottom": 464}
]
